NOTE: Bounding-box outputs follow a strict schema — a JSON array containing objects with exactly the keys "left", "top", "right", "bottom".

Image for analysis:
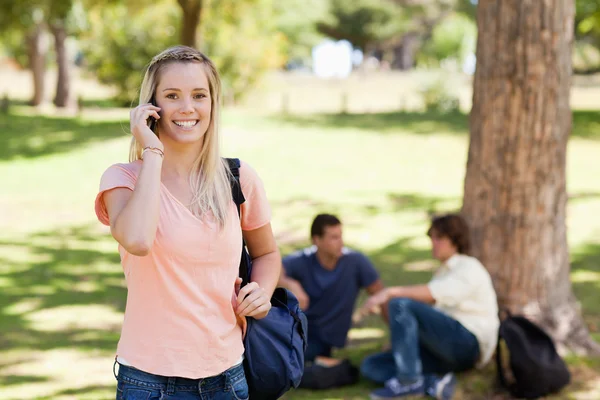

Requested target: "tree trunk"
[
  {"left": 391, "top": 32, "right": 420, "bottom": 70},
  {"left": 177, "top": 0, "right": 203, "bottom": 48},
  {"left": 27, "top": 23, "right": 47, "bottom": 106},
  {"left": 463, "top": 0, "right": 600, "bottom": 355},
  {"left": 51, "top": 21, "right": 70, "bottom": 108}
]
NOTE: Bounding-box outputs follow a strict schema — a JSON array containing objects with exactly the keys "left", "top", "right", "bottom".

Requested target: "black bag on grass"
[{"left": 496, "top": 312, "right": 570, "bottom": 399}]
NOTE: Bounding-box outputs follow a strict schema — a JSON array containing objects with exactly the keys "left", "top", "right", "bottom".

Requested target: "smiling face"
[{"left": 154, "top": 62, "right": 212, "bottom": 146}]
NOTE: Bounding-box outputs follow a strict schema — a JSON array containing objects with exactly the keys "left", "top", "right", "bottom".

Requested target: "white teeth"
[{"left": 174, "top": 120, "right": 198, "bottom": 128}]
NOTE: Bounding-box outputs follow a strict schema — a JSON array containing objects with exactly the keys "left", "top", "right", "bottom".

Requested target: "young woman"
[
  {"left": 95, "top": 45, "right": 281, "bottom": 400},
  {"left": 358, "top": 214, "right": 499, "bottom": 400}
]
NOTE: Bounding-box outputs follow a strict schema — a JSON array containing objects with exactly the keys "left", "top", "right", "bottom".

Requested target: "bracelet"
[{"left": 141, "top": 147, "right": 164, "bottom": 159}]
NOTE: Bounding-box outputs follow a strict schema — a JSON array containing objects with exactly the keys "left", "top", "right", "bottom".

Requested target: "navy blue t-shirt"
[{"left": 283, "top": 246, "right": 379, "bottom": 348}]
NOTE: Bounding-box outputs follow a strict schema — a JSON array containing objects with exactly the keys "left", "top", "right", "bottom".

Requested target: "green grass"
[{"left": 0, "top": 106, "right": 599, "bottom": 399}]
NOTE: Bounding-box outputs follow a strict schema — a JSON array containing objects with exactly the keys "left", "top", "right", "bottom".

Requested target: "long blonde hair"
[{"left": 130, "top": 45, "right": 232, "bottom": 228}]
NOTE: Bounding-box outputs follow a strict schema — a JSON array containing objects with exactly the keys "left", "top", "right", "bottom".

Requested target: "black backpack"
[{"left": 496, "top": 312, "right": 570, "bottom": 399}]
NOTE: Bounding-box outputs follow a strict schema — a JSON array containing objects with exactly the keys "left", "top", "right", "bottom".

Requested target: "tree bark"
[
  {"left": 27, "top": 23, "right": 47, "bottom": 106},
  {"left": 51, "top": 21, "right": 70, "bottom": 108},
  {"left": 177, "top": 0, "right": 203, "bottom": 48},
  {"left": 463, "top": 0, "right": 600, "bottom": 355}
]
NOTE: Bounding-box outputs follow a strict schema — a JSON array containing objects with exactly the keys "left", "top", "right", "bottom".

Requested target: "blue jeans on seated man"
[
  {"left": 114, "top": 360, "right": 249, "bottom": 400},
  {"left": 361, "top": 298, "right": 480, "bottom": 400}
]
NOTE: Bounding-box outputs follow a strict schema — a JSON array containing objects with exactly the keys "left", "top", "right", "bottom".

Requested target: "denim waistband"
[{"left": 114, "top": 360, "right": 245, "bottom": 393}]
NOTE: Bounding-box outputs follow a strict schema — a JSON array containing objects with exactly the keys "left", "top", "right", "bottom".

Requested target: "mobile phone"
[{"left": 148, "top": 96, "right": 158, "bottom": 133}]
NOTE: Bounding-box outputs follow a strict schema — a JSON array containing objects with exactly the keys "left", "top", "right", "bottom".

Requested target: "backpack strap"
[
  {"left": 225, "top": 158, "right": 246, "bottom": 213},
  {"left": 225, "top": 158, "right": 250, "bottom": 286}
]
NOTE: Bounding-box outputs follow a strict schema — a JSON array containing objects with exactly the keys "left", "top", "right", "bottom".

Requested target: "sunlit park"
[{"left": 1, "top": 0, "right": 600, "bottom": 399}]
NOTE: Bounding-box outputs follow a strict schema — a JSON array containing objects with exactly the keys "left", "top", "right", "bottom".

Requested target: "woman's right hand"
[{"left": 130, "top": 103, "right": 163, "bottom": 150}]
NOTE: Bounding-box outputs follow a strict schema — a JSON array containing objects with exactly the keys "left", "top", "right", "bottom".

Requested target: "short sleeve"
[
  {"left": 428, "top": 263, "right": 479, "bottom": 307},
  {"left": 283, "top": 252, "right": 304, "bottom": 281},
  {"left": 94, "top": 163, "right": 138, "bottom": 226},
  {"left": 239, "top": 161, "right": 271, "bottom": 231},
  {"left": 356, "top": 252, "right": 379, "bottom": 288}
]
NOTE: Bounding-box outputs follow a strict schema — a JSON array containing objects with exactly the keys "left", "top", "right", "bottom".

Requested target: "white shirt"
[{"left": 427, "top": 254, "right": 499, "bottom": 367}]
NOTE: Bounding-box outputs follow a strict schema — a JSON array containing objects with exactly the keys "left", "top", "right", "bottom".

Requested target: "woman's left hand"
[{"left": 236, "top": 280, "right": 272, "bottom": 319}]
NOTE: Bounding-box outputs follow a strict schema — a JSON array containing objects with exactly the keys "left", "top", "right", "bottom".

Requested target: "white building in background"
[{"left": 312, "top": 39, "right": 355, "bottom": 79}]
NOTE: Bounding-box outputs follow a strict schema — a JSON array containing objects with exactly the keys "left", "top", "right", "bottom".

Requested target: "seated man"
[
  {"left": 358, "top": 214, "right": 499, "bottom": 400},
  {"left": 279, "top": 213, "right": 384, "bottom": 364}
]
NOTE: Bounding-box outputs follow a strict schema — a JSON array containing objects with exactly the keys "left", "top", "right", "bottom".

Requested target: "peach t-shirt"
[{"left": 95, "top": 160, "right": 271, "bottom": 379}]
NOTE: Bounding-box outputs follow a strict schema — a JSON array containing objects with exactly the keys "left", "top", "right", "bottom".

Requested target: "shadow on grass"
[
  {"left": 571, "top": 242, "right": 600, "bottom": 332},
  {"left": 0, "top": 112, "right": 127, "bottom": 160},
  {"left": 0, "top": 224, "right": 125, "bottom": 355},
  {"left": 276, "top": 110, "right": 468, "bottom": 135},
  {"left": 272, "top": 109, "right": 600, "bottom": 140}
]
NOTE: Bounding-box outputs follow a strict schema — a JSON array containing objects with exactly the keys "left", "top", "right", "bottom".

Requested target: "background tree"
[
  {"left": 81, "top": 1, "right": 180, "bottom": 105},
  {"left": 48, "top": 0, "right": 76, "bottom": 107},
  {"left": 200, "top": 0, "right": 285, "bottom": 103},
  {"left": 574, "top": 0, "right": 600, "bottom": 72},
  {"left": 0, "top": 0, "right": 48, "bottom": 106},
  {"left": 316, "top": 0, "right": 460, "bottom": 69},
  {"left": 463, "top": 0, "right": 600, "bottom": 354},
  {"left": 82, "top": 0, "right": 285, "bottom": 105},
  {"left": 316, "top": 0, "right": 405, "bottom": 54},
  {"left": 274, "top": 0, "right": 329, "bottom": 66},
  {"left": 176, "top": 0, "right": 203, "bottom": 48}
]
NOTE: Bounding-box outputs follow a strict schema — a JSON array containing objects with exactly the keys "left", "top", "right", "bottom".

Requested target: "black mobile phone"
[{"left": 148, "top": 96, "right": 158, "bottom": 133}]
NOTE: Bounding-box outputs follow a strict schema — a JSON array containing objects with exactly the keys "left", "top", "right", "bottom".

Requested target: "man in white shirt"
[{"left": 358, "top": 214, "right": 499, "bottom": 400}]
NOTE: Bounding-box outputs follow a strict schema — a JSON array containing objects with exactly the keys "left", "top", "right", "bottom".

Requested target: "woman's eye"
[
  {"left": 194, "top": 94, "right": 206, "bottom": 99},
  {"left": 166, "top": 94, "right": 177, "bottom": 99}
]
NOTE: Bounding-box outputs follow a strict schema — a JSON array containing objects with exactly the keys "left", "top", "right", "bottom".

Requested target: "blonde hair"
[{"left": 130, "top": 45, "right": 232, "bottom": 228}]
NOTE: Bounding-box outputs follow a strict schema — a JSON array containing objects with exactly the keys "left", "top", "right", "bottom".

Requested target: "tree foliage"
[
  {"left": 81, "top": 0, "right": 285, "bottom": 105},
  {"left": 417, "top": 12, "right": 476, "bottom": 67},
  {"left": 81, "top": 1, "right": 179, "bottom": 105},
  {"left": 274, "top": 0, "right": 329, "bottom": 64},
  {"left": 317, "top": 0, "right": 406, "bottom": 52},
  {"left": 199, "top": 0, "right": 285, "bottom": 102}
]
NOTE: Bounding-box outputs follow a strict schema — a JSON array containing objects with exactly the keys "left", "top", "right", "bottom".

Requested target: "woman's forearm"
[{"left": 250, "top": 250, "right": 281, "bottom": 297}]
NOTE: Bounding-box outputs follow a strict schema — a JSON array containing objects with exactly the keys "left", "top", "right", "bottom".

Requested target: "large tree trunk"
[
  {"left": 51, "top": 21, "right": 70, "bottom": 108},
  {"left": 27, "top": 23, "right": 47, "bottom": 106},
  {"left": 463, "top": 0, "right": 600, "bottom": 355},
  {"left": 177, "top": 0, "right": 203, "bottom": 48}
]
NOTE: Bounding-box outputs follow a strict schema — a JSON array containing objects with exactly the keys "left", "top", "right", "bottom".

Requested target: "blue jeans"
[
  {"left": 114, "top": 361, "right": 249, "bottom": 400},
  {"left": 361, "top": 298, "right": 480, "bottom": 384}
]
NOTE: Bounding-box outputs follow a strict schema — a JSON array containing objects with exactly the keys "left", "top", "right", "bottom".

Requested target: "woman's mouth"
[{"left": 173, "top": 120, "right": 199, "bottom": 128}]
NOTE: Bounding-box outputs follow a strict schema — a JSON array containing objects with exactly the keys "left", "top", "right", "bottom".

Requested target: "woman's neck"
[{"left": 160, "top": 140, "right": 204, "bottom": 181}]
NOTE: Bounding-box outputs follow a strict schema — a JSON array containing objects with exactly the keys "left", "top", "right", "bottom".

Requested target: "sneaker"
[
  {"left": 425, "top": 373, "right": 456, "bottom": 400},
  {"left": 370, "top": 377, "right": 425, "bottom": 399}
]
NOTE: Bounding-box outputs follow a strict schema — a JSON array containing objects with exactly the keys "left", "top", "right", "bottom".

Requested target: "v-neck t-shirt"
[{"left": 95, "top": 159, "right": 271, "bottom": 379}]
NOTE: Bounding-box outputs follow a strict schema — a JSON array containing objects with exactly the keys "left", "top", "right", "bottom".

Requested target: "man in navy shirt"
[{"left": 279, "top": 214, "right": 384, "bottom": 363}]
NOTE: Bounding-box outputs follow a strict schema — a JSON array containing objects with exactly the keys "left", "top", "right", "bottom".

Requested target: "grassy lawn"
[{"left": 0, "top": 106, "right": 599, "bottom": 399}]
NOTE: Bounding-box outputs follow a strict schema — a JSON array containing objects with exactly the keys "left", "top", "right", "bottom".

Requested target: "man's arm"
[
  {"left": 359, "top": 284, "right": 435, "bottom": 319},
  {"left": 365, "top": 279, "right": 389, "bottom": 322},
  {"left": 387, "top": 284, "right": 435, "bottom": 305},
  {"left": 278, "top": 268, "right": 310, "bottom": 310}
]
